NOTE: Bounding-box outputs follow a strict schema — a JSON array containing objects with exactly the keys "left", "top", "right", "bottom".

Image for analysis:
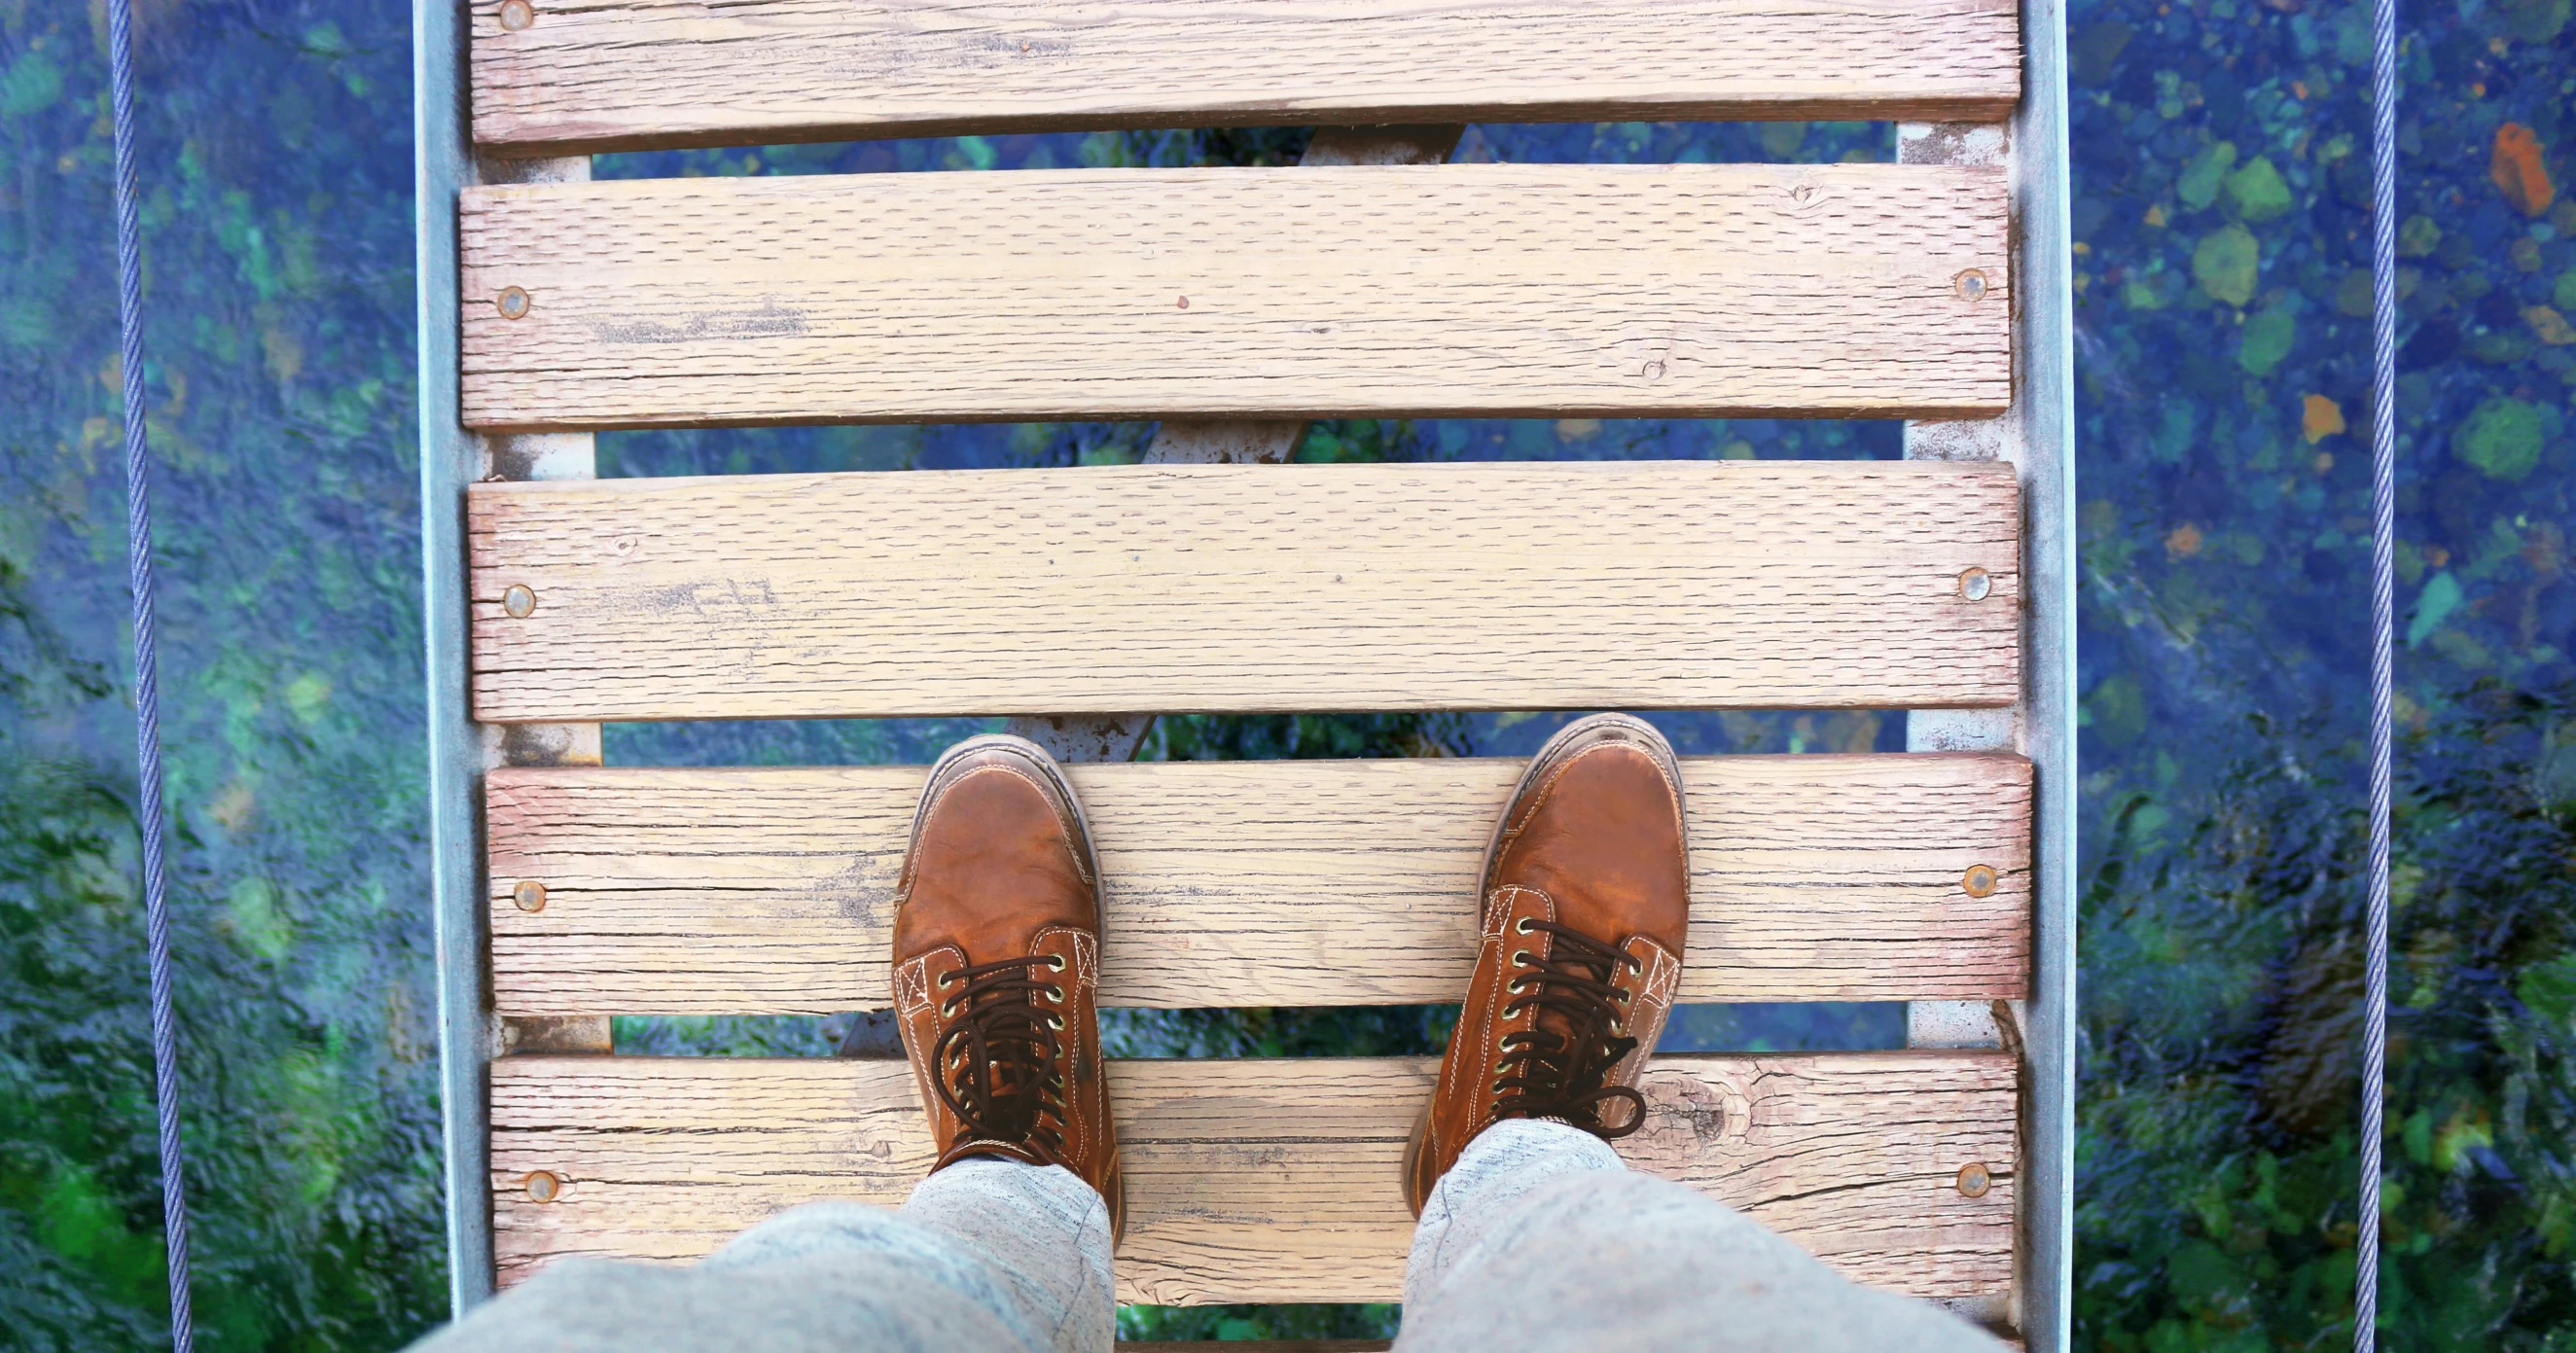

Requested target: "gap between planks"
[{"left": 489, "top": 1051, "right": 2019, "bottom": 1305}]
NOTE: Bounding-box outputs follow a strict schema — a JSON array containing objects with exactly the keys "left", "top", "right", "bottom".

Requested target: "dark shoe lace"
[
  {"left": 1493, "top": 918, "right": 1647, "bottom": 1139},
  {"left": 932, "top": 954, "right": 1071, "bottom": 1163}
]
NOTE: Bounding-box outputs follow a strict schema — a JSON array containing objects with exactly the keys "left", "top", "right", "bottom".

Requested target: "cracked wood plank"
[
  {"left": 485, "top": 753, "right": 2031, "bottom": 1015},
  {"left": 467, "top": 0, "right": 2020, "bottom": 156},
  {"left": 456, "top": 162, "right": 2012, "bottom": 430},
  {"left": 466, "top": 460, "right": 2023, "bottom": 722},
  {"left": 489, "top": 1051, "right": 2017, "bottom": 1303}
]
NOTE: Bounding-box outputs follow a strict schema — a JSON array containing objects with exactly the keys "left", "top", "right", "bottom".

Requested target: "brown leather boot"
[
  {"left": 892, "top": 733, "right": 1124, "bottom": 1237},
  {"left": 1403, "top": 713, "right": 1689, "bottom": 1215}
]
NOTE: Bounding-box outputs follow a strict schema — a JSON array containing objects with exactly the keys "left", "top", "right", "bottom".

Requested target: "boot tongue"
[
  {"left": 1528, "top": 932, "right": 1587, "bottom": 1053},
  {"left": 1526, "top": 927, "right": 1628, "bottom": 1095},
  {"left": 933, "top": 955, "right": 1067, "bottom": 1160}
]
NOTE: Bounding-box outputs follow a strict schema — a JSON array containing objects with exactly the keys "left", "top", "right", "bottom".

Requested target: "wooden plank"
[
  {"left": 470, "top": 0, "right": 2021, "bottom": 156},
  {"left": 456, "top": 163, "right": 2012, "bottom": 430},
  {"left": 487, "top": 754, "right": 2032, "bottom": 1015},
  {"left": 466, "top": 460, "right": 2022, "bottom": 722},
  {"left": 489, "top": 1051, "right": 2018, "bottom": 1302}
]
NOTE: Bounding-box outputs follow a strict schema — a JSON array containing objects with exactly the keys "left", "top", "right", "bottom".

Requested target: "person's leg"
[
  {"left": 1397, "top": 1118, "right": 2003, "bottom": 1352},
  {"left": 408, "top": 734, "right": 1124, "bottom": 1353},
  {"left": 1398, "top": 716, "right": 2005, "bottom": 1350},
  {"left": 1403, "top": 1117, "right": 1623, "bottom": 1308},
  {"left": 890, "top": 1157, "right": 1117, "bottom": 1353},
  {"left": 690, "top": 1158, "right": 1113, "bottom": 1352},
  {"left": 405, "top": 1157, "right": 1112, "bottom": 1353}
]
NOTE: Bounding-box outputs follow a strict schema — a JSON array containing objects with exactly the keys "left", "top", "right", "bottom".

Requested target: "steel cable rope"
[
  {"left": 106, "top": 0, "right": 197, "bottom": 1343},
  {"left": 2360, "top": 0, "right": 2398, "bottom": 1341}
]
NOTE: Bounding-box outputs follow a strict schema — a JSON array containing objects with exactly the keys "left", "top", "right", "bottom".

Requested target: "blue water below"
[{"left": 3, "top": 0, "right": 2573, "bottom": 1347}]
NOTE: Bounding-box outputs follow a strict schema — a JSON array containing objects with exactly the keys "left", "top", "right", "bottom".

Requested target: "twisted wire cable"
[
  {"left": 106, "top": 0, "right": 197, "bottom": 1344},
  {"left": 2359, "top": 0, "right": 2399, "bottom": 1342}
]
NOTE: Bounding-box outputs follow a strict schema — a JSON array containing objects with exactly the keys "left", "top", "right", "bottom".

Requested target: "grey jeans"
[{"left": 415, "top": 1119, "right": 2004, "bottom": 1353}]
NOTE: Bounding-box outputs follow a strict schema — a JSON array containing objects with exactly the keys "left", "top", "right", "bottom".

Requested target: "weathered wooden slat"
[
  {"left": 470, "top": 0, "right": 2021, "bottom": 156},
  {"left": 466, "top": 460, "right": 2023, "bottom": 722},
  {"left": 456, "top": 163, "right": 2011, "bottom": 430},
  {"left": 489, "top": 1052, "right": 2018, "bottom": 1302},
  {"left": 487, "top": 754, "right": 2032, "bottom": 1015}
]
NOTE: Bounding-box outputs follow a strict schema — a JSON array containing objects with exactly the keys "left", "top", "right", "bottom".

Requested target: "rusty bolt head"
[
  {"left": 497, "top": 0, "right": 534, "bottom": 27},
  {"left": 1956, "top": 1161, "right": 1992, "bottom": 1197},
  {"left": 1962, "top": 864, "right": 1998, "bottom": 898},
  {"left": 502, "top": 585, "right": 537, "bottom": 618},
  {"left": 513, "top": 879, "right": 548, "bottom": 912},
  {"left": 1953, "top": 268, "right": 1990, "bottom": 303},
  {"left": 524, "top": 1170, "right": 561, "bottom": 1203},
  {"left": 496, "top": 286, "right": 531, "bottom": 320},
  {"left": 1956, "top": 566, "right": 1992, "bottom": 601}
]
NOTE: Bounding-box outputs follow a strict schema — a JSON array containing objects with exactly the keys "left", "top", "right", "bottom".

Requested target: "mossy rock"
[
  {"left": 2398, "top": 213, "right": 2443, "bottom": 258},
  {"left": 2454, "top": 396, "right": 2547, "bottom": 480},
  {"left": 2469, "top": 328, "right": 2537, "bottom": 365},
  {"left": 2087, "top": 673, "right": 2148, "bottom": 745},
  {"left": 2501, "top": 0, "right": 2571, "bottom": 41},
  {"left": 2238, "top": 303, "right": 2299, "bottom": 374},
  {"left": 2194, "top": 225, "right": 2262, "bottom": 305},
  {"left": 2223, "top": 157, "right": 2295, "bottom": 222},
  {"left": 2179, "top": 140, "right": 2237, "bottom": 210}
]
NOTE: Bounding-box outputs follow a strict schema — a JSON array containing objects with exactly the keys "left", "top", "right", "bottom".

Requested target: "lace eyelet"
[
  {"left": 1046, "top": 1015, "right": 1065, "bottom": 1031},
  {"left": 1515, "top": 917, "right": 1534, "bottom": 934},
  {"left": 1048, "top": 984, "right": 1066, "bottom": 1003},
  {"left": 939, "top": 999, "right": 960, "bottom": 1016},
  {"left": 1048, "top": 954, "right": 1067, "bottom": 972},
  {"left": 1511, "top": 950, "right": 1532, "bottom": 967}
]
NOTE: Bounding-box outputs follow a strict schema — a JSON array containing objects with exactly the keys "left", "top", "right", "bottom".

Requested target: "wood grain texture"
[
  {"left": 487, "top": 753, "right": 2032, "bottom": 1015},
  {"left": 489, "top": 1051, "right": 2018, "bottom": 1301},
  {"left": 466, "top": 460, "right": 2023, "bottom": 722},
  {"left": 469, "top": 0, "right": 2021, "bottom": 155},
  {"left": 456, "top": 163, "right": 2012, "bottom": 429}
]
